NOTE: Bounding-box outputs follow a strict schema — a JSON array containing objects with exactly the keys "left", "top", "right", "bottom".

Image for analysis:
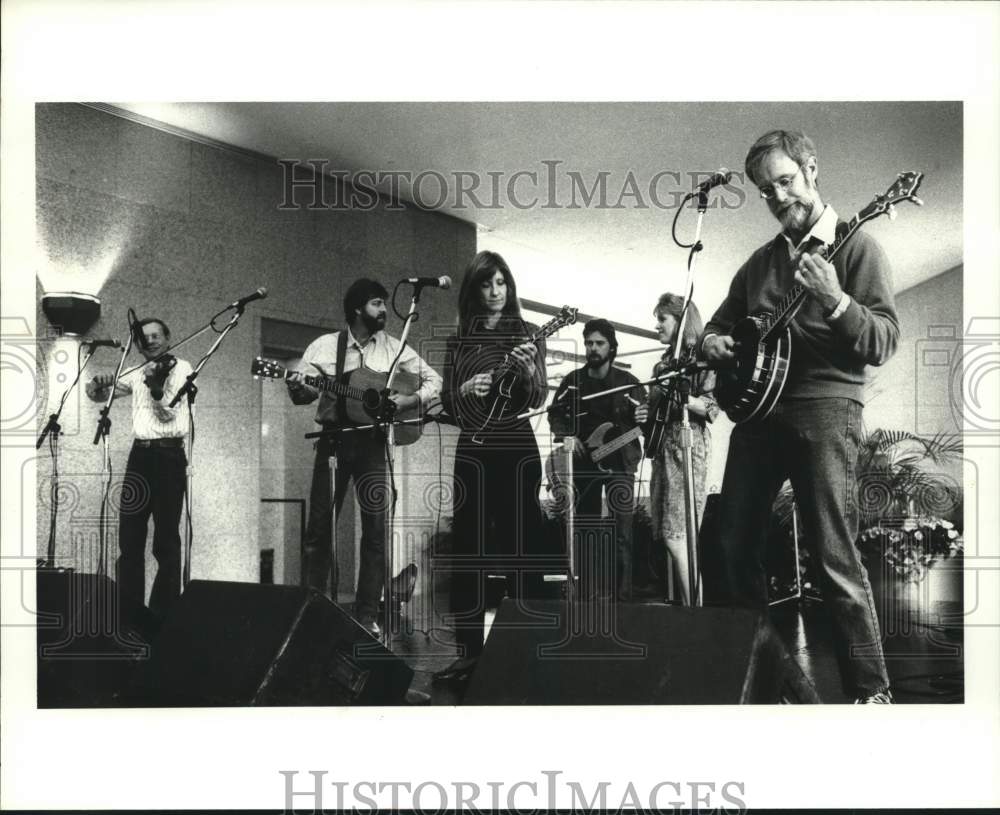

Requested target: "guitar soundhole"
[{"left": 362, "top": 389, "right": 382, "bottom": 412}]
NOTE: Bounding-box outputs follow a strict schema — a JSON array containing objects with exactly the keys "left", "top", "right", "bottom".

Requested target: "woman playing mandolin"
[{"left": 435, "top": 250, "right": 561, "bottom": 683}]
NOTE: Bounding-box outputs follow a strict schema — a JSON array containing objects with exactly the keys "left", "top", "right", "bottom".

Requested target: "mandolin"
[
  {"left": 470, "top": 306, "right": 579, "bottom": 444},
  {"left": 715, "top": 171, "right": 924, "bottom": 424}
]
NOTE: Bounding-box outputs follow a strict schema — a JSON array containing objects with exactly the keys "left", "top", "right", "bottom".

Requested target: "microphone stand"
[
  {"left": 306, "top": 414, "right": 446, "bottom": 647},
  {"left": 516, "top": 362, "right": 707, "bottom": 423},
  {"left": 374, "top": 283, "right": 426, "bottom": 644},
  {"left": 168, "top": 302, "right": 249, "bottom": 588},
  {"left": 303, "top": 413, "right": 443, "bottom": 441},
  {"left": 169, "top": 305, "right": 246, "bottom": 409},
  {"left": 667, "top": 186, "right": 714, "bottom": 606},
  {"left": 37, "top": 343, "right": 99, "bottom": 567},
  {"left": 117, "top": 323, "right": 215, "bottom": 379},
  {"left": 92, "top": 331, "right": 135, "bottom": 576}
]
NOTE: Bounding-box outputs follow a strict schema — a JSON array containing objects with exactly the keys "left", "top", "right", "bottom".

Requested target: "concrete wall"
[
  {"left": 35, "top": 103, "right": 475, "bottom": 594},
  {"left": 863, "top": 265, "right": 963, "bottom": 439}
]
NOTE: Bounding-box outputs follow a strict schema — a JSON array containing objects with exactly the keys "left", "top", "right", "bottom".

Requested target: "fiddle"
[
  {"left": 143, "top": 353, "right": 177, "bottom": 400},
  {"left": 642, "top": 350, "right": 692, "bottom": 459},
  {"left": 643, "top": 380, "right": 676, "bottom": 459}
]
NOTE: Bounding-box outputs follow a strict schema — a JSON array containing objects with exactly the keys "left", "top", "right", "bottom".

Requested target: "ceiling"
[{"left": 115, "top": 101, "right": 962, "bottom": 331}]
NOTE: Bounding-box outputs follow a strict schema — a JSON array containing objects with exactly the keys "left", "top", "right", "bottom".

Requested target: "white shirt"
[
  {"left": 296, "top": 328, "right": 442, "bottom": 424},
  {"left": 86, "top": 359, "right": 193, "bottom": 439}
]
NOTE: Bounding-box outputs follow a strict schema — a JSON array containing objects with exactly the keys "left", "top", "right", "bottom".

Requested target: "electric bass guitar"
[
  {"left": 577, "top": 421, "right": 643, "bottom": 473},
  {"left": 471, "top": 306, "right": 579, "bottom": 444},
  {"left": 251, "top": 357, "right": 423, "bottom": 445},
  {"left": 715, "top": 171, "right": 924, "bottom": 424}
]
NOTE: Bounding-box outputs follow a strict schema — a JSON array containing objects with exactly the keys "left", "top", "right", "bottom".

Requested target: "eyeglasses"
[{"left": 758, "top": 165, "right": 804, "bottom": 200}]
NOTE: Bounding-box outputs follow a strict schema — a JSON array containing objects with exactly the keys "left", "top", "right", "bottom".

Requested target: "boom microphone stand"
[
  {"left": 663, "top": 177, "right": 725, "bottom": 606},
  {"left": 92, "top": 330, "right": 136, "bottom": 576},
  {"left": 304, "top": 413, "right": 447, "bottom": 647},
  {"left": 375, "top": 283, "right": 427, "bottom": 644},
  {"left": 37, "top": 342, "right": 101, "bottom": 566},
  {"left": 169, "top": 297, "right": 256, "bottom": 587}
]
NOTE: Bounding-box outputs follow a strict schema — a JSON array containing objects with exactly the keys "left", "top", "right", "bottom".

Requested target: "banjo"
[{"left": 715, "top": 171, "right": 924, "bottom": 424}]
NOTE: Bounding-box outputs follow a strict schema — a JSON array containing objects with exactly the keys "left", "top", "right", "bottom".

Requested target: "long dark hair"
[
  {"left": 654, "top": 292, "right": 703, "bottom": 351},
  {"left": 457, "top": 250, "right": 523, "bottom": 335}
]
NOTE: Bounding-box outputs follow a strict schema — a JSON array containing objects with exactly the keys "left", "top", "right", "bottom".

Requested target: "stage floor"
[{"left": 389, "top": 595, "right": 964, "bottom": 705}]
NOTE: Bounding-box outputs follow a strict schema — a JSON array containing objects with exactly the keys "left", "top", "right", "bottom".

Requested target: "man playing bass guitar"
[
  {"left": 550, "top": 319, "right": 647, "bottom": 601},
  {"left": 701, "top": 130, "right": 900, "bottom": 703}
]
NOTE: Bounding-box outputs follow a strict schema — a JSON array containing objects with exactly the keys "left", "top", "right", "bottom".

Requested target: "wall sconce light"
[{"left": 41, "top": 292, "right": 101, "bottom": 337}]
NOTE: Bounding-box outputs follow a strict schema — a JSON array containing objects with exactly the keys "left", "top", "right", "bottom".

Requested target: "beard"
[
  {"left": 778, "top": 200, "right": 810, "bottom": 230},
  {"left": 586, "top": 353, "right": 609, "bottom": 369},
  {"left": 362, "top": 312, "right": 387, "bottom": 333},
  {"left": 774, "top": 184, "right": 821, "bottom": 236}
]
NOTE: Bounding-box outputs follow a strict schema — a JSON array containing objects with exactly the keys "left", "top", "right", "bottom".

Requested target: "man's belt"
[{"left": 133, "top": 437, "right": 184, "bottom": 448}]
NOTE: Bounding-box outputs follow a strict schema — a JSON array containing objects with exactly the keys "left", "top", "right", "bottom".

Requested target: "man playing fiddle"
[{"left": 87, "top": 318, "right": 192, "bottom": 624}]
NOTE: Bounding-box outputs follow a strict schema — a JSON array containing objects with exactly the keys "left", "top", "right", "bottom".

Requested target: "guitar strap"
[{"left": 335, "top": 329, "right": 349, "bottom": 426}]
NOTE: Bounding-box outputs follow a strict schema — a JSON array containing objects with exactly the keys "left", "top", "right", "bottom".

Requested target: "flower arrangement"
[
  {"left": 858, "top": 517, "right": 962, "bottom": 582},
  {"left": 769, "top": 429, "right": 962, "bottom": 596}
]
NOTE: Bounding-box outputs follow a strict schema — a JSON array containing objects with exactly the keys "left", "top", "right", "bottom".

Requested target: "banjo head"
[{"left": 715, "top": 316, "right": 763, "bottom": 405}]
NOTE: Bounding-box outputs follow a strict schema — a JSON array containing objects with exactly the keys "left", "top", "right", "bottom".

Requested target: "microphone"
[
  {"left": 83, "top": 338, "right": 122, "bottom": 349},
  {"left": 128, "top": 307, "right": 150, "bottom": 351},
  {"left": 694, "top": 168, "right": 733, "bottom": 192},
  {"left": 229, "top": 286, "right": 269, "bottom": 309},
  {"left": 404, "top": 275, "right": 452, "bottom": 290}
]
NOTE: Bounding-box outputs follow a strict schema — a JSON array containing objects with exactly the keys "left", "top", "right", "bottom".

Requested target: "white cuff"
[{"left": 826, "top": 292, "right": 852, "bottom": 321}]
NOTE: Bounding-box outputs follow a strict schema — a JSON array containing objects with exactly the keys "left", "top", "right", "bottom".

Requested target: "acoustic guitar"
[
  {"left": 251, "top": 357, "right": 423, "bottom": 445},
  {"left": 715, "top": 171, "right": 924, "bottom": 423}
]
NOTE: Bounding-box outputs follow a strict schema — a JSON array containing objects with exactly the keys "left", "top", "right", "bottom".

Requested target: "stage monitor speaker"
[
  {"left": 126, "top": 580, "right": 413, "bottom": 706},
  {"left": 463, "top": 599, "right": 819, "bottom": 704},
  {"left": 36, "top": 568, "right": 150, "bottom": 708}
]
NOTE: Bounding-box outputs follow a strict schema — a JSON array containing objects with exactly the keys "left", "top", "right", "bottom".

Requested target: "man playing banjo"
[{"left": 702, "top": 130, "right": 900, "bottom": 704}]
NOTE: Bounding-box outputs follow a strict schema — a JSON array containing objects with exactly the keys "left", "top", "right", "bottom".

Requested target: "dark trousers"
[
  {"left": 571, "top": 470, "right": 635, "bottom": 600},
  {"left": 450, "top": 434, "right": 563, "bottom": 658},
  {"left": 304, "top": 433, "right": 387, "bottom": 621},
  {"left": 717, "top": 397, "right": 889, "bottom": 697},
  {"left": 117, "top": 444, "right": 187, "bottom": 620}
]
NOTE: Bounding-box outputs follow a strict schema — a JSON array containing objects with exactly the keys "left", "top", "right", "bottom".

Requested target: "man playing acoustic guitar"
[
  {"left": 286, "top": 278, "right": 441, "bottom": 636},
  {"left": 702, "top": 130, "right": 900, "bottom": 703},
  {"left": 550, "top": 319, "right": 647, "bottom": 601}
]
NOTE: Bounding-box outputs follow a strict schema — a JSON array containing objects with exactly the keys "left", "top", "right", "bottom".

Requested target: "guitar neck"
[
  {"left": 593, "top": 425, "right": 643, "bottom": 461},
  {"left": 494, "top": 316, "right": 569, "bottom": 379},
  {"left": 297, "top": 371, "right": 368, "bottom": 402},
  {"left": 761, "top": 214, "right": 862, "bottom": 342}
]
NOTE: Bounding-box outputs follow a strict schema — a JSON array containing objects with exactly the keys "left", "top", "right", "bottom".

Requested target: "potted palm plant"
[{"left": 769, "top": 429, "right": 963, "bottom": 602}]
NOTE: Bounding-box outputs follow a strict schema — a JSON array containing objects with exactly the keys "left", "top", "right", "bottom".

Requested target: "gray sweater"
[{"left": 704, "top": 226, "right": 900, "bottom": 404}]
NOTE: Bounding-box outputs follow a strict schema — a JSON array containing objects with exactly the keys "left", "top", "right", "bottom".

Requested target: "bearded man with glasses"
[{"left": 701, "top": 130, "right": 900, "bottom": 704}]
